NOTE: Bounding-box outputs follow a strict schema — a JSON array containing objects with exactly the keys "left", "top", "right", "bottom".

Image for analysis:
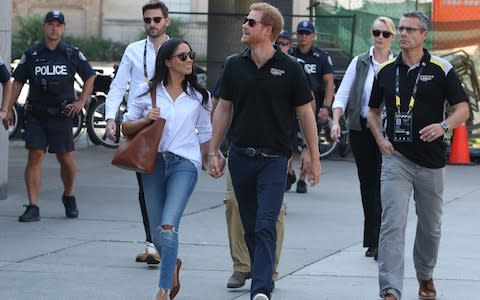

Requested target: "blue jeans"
[
  {"left": 228, "top": 145, "right": 288, "bottom": 299},
  {"left": 142, "top": 152, "right": 198, "bottom": 290}
]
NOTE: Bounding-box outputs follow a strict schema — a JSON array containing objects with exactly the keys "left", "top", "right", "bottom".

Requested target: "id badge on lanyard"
[
  {"left": 394, "top": 112, "right": 413, "bottom": 142},
  {"left": 393, "top": 64, "right": 424, "bottom": 143}
]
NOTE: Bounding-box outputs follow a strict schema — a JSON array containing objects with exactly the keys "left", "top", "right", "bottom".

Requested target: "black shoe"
[
  {"left": 18, "top": 205, "right": 40, "bottom": 222},
  {"left": 296, "top": 179, "right": 307, "bottom": 193},
  {"left": 365, "top": 246, "right": 378, "bottom": 258},
  {"left": 285, "top": 171, "right": 296, "bottom": 191},
  {"left": 62, "top": 195, "right": 78, "bottom": 218}
]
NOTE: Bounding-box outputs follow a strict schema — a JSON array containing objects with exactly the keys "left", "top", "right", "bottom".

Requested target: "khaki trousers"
[{"left": 224, "top": 169, "right": 285, "bottom": 280}]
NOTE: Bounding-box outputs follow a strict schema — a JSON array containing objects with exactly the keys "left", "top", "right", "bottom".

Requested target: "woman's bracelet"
[{"left": 208, "top": 152, "right": 218, "bottom": 157}]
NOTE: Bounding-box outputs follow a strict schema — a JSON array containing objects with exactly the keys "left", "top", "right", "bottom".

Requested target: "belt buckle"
[
  {"left": 259, "top": 152, "right": 271, "bottom": 158},
  {"left": 245, "top": 147, "right": 256, "bottom": 156}
]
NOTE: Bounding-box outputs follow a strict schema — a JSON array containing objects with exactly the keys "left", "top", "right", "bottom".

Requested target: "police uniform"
[
  {"left": 12, "top": 42, "right": 95, "bottom": 152},
  {"left": 290, "top": 45, "right": 334, "bottom": 112},
  {"left": 0, "top": 56, "right": 10, "bottom": 84}
]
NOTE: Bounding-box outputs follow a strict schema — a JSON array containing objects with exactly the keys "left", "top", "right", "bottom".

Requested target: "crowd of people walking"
[{"left": 0, "top": 1, "right": 470, "bottom": 300}]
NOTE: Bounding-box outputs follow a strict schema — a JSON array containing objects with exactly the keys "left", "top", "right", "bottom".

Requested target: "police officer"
[
  {"left": 0, "top": 56, "right": 12, "bottom": 129},
  {"left": 289, "top": 20, "right": 335, "bottom": 193},
  {"left": 9, "top": 10, "right": 96, "bottom": 222}
]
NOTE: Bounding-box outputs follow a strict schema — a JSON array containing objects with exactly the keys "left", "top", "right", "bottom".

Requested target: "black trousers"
[
  {"left": 349, "top": 118, "right": 382, "bottom": 248},
  {"left": 136, "top": 172, "right": 151, "bottom": 243}
]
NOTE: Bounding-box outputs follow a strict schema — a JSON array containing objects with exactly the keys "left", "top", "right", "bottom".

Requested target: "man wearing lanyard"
[
  {"left": 105, "top": 0, "right": 169, "bottom": 265},
  {"left": 367, "top": 11, "right": 469, "bottom": 300}
]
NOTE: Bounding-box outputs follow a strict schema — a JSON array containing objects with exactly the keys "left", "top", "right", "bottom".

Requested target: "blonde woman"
[{"left": 331, "top": 17, "right": 396, "bottom": 260}]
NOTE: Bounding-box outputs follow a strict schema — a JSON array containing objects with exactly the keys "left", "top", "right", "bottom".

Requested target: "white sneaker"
[
  {"left": 136, "top": 242, "right": 160, "bottom": 264},
  {"left": 253, "top": 293, "right": 269, "bottom": 300}
]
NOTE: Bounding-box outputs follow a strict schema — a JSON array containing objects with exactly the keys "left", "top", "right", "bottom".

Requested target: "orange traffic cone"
[{"left": 448, "top": 123, "right": 471, "bottom": 164}]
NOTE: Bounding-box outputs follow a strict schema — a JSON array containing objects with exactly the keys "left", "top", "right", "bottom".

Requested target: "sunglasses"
[
  {"left": 275, "top": 40, "right": 290, "bottom": 46},
  {"left": 143, "top": 17, "right": 163, "bottom": 24},
  {"left": 372, "top": 30, "right": 393, "bottom": 38},
  {"left": 297, "top": 31, "right": 313, "bottom": 36},
  {"left": 397, "top": 26, "right": 424, "bottom": 34},
  {"left": 244, "top": 17, "right": 262, "bottom": 27},
  {"left": 172, "top": 51, "right": 196, "bottom": 61}
]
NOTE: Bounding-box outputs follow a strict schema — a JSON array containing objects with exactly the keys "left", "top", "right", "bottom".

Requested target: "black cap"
[{"left": 44, "top": 10, "right": 65, "bottom": 24}]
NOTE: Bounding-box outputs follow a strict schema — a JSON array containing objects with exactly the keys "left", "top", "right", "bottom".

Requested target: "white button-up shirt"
[
  {"left": 105, "top": 38, "right": 160, "bottom": 120},
  {"left": 123, "top": 82, "right": 212, "bottom": 171}
]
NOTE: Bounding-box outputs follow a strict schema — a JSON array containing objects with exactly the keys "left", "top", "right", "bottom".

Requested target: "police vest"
[{"left": 26, "top": 43, "right": 79, "bottom": 103}]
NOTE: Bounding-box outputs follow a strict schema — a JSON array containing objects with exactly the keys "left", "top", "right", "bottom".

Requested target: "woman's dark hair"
[{"left": 149, "top": 38, "right": 209, "bottom": 107}]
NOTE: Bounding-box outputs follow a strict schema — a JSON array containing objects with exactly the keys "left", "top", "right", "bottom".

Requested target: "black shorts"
[{"left": 25, "top": 115, "right": 74, "bottom": 153}]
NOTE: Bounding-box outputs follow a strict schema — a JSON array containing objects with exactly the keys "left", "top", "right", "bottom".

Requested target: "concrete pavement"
[{"left": 1, "top": 135, "right": 479, "bottom": 300}]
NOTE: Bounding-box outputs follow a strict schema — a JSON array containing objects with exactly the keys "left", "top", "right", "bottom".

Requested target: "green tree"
[
  {"left": 11, "top": 15, "right": 127, "bottom": 62},
  {"left": 11, "top": 15, "right": 44, "bottom": 59}
]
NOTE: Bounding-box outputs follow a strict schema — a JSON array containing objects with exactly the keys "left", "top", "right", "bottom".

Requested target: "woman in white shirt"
[
  {"left": 331, "top": 17, "right": 396, "bottom": 261},
  {"left": 122, "top": 38, "right": 211, "bottom": 300}
]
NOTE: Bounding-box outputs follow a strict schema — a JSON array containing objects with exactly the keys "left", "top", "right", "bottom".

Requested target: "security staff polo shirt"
[
  {"left": 13, "top": 42, "right": 95, "bottom": 106},
  {"left": 290, "top": 46, "right": 334, "bottom": 108},
  {"left": 220, "top": 48, "right": 313, "bottom": 156},
  {"left": 0, "top": 57, "right": 10, "bottom": 83},
  {"left": 369, "top": 49, "right": 467, "bottom": 168}
]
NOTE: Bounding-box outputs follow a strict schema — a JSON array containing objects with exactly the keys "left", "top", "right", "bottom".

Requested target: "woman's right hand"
[
  {"left": 145, "top": 107, "right": 160, "bottom": 123},
  {"left": 330, "top": 122, "right": 341, "bottom": 142}
]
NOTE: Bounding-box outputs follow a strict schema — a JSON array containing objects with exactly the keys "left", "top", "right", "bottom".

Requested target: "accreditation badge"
[{"left": 393, "top": 112, "right": 413, "bottom": 142}]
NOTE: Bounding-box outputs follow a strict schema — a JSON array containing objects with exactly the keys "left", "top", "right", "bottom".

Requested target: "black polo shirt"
[
  {"left": 0, "top": 57, "right": 9, "bottom": 83},
  {"left": 290, "top": 46, "right": 334, "bottom": 108},
  {"left": 369, "top": 49, "right": 467, "bottom": 168},
  {"left": 13, "top": 41, "right": 95, "bottom": 106},
  {"left": 220, "top": 48, "right": 313, "bottom": 156}
]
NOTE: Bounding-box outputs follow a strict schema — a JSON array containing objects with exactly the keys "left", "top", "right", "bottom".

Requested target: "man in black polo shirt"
[
  {"left": 208, "top": 3, "right": 320, "bottom": 300},
  {"left": 9, "top": 11, "right": 96, "bottom": 222},
  {"left": 0, "top": 56, "right": 12, "bottom": 128},
  {"left": 367, "top": 11, "right": 469, "bottom": 300}
]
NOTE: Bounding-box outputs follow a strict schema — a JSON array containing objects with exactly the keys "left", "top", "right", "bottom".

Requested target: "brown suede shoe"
[
  {"left": 169, "top": 258, "right": 182, "bottom": 299},
  {"left": 384, "top": 293, "right": 397, "bottom": 300},
  {"left": 418, "top": 276, "right": 436, "bottom": 299},
  {"left": 227, "top": 271, "right": 252, "bottom": 288}
]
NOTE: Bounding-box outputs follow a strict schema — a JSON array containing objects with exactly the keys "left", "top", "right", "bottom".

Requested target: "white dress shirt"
[
  {"left": 105, "top": 38, "right": 161, "bottom": 120},
  {"left": 123, "top": 82, "right": 212, "bottom": 171},
  {"left": 333, "top": 46, "right": 394, "bottom": 118}
]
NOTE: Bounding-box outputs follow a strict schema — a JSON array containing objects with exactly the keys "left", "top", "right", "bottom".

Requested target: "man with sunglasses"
[
  {"left": 367, "top": 11, "right": 469, "bottom": 300},
  {"left": 105, "top": 0, "right": 169, "bottom": 265},
  {"left": 208, "top": 3, "right": 320, "bottom": 300},
  {"left": 289, "top": 20, "right": 335, "bottom": 194}
]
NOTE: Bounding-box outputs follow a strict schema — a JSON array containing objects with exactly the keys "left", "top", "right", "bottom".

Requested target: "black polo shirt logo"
[
  {"left": 420, "top": 74, "right": 434, "bottom": 82},
  {"left": 270, "top": 67, "right": 285, "bottom": 76}
]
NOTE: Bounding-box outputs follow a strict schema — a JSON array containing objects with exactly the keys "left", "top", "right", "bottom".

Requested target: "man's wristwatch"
[{"left": 440, "top": 121, "right": 449, "bottom": 132}]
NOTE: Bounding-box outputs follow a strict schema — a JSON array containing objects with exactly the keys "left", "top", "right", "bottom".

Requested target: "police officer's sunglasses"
[
  {"left": 143, "top": 17, "right": 163, "bottom": 24},
  {"left": 371, "top": 30, "right": 393, "bottom": 38},
  {"left": 172, "top": 51, "right": 196, "bottom": 61},
  {"left": 275, "top": 40, "right": 290, "bottom": 46}
]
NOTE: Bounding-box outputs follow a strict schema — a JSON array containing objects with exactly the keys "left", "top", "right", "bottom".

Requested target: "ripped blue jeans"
[{"left": 142, "top": 152, "right": 198, "bottom": 290}]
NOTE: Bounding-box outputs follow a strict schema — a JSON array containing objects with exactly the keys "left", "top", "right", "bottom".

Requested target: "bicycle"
[
  {"left": 317, "top": 114, "right": 350, "bottom": 158},
  {"left": 84, "top": 66, "right": 126, "bottom": 148}
]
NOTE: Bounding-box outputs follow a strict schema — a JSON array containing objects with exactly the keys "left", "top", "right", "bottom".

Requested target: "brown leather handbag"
[{"left": 111, "top": 87, "right": 165, "bottom": 174}]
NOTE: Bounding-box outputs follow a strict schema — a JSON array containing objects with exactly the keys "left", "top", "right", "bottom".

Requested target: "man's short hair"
[
  {"left": 250, "top": 2, "right": 284, "bottom": 41},
  {"left": 142, "top": 0, "right": 169, "bottom": 17},
  {"left": 402, "top": 11, "right": 429, "bottom": 31}
]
